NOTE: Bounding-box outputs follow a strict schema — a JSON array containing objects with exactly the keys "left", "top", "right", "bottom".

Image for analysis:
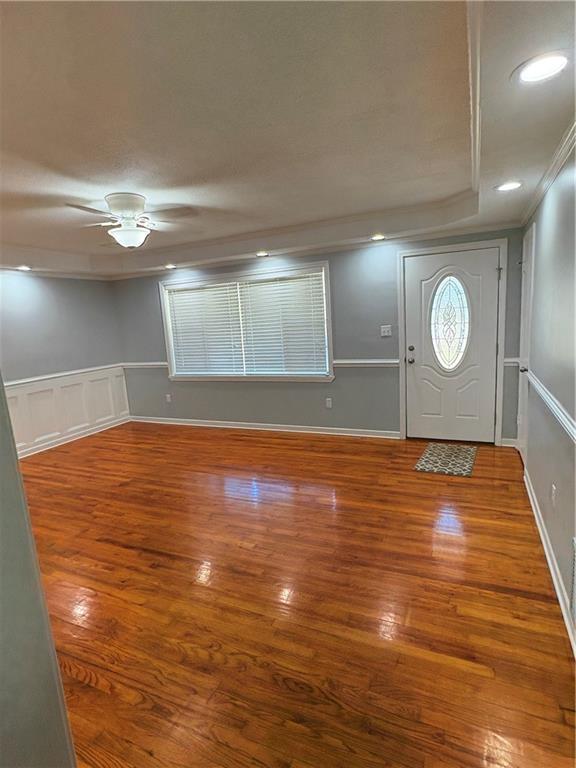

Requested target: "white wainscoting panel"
[{"left": 5, "top": 366, "right": 130, "bottom": 457}]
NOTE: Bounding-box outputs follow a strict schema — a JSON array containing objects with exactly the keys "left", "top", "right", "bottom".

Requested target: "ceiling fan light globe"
[{"left": 109, "top": 225, "right": 150, "bottom": 248}]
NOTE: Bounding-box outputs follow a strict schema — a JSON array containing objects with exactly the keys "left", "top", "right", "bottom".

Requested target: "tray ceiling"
[
  {"left": 0, "top": 1, "right": 573, "bottom": 276},
  {"left": 0, "top": 1, "right": 472, "bottom": 261}
]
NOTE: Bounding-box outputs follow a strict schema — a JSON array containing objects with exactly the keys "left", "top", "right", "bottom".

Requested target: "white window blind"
[{"left": 162, "top": 269, "right": 332, "bottom": 379}]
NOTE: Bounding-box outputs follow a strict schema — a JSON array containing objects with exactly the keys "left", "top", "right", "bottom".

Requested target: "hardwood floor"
[{"left": 21, "top": 423, "right": 574, "bottom": 768}]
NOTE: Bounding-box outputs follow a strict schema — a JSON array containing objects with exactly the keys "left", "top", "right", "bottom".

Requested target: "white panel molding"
[
  {"left": 16, "top": 417, "right": 131, "bottom": 458},
  {"left": 131, "top": 416, "right": 401, "bottom": 441},
  {"left": 527, "top": 371, "right": 576, "bottom": 444},
  {"left": 524, "top": 471, "right": 576, "bottom": 657},
  {"left": 523, "top": 121, "right": 576, "bottom": 224},
  {"left": 6, "top": 366, "right": 130, "bottom": 457}
]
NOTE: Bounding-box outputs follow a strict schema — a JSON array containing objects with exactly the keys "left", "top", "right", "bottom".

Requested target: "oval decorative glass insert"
[{"left": 430, "top": 276, "right": 470, "bottom": 370}]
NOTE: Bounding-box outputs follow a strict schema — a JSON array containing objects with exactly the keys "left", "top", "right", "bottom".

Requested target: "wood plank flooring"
[{"left": 21, "top": 423, "right": 574, "bottom": 768}]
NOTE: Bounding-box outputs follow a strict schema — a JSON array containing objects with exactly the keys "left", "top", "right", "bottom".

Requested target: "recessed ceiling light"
[
  {"left": 17, "top": 265, "right": 31, "bottom": 271},
  {"left": 256, "top": 250, "right": 269, "bottom": 257},
  {"left": 518, "top": 53, "right": 568, "bottom": 83},
  {"left": 495, "top": 181, "right": 523, "bottom": 192},
  {"left": 165, "top": 263, "right": 177, "bottom": 269},
  {"left": 371, "top": 234, "right": 385, "bottom": 241}
]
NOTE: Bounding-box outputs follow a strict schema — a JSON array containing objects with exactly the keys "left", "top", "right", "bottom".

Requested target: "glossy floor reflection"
[{"left": 22, "top": 423, "right": 574, "bottom": 768}]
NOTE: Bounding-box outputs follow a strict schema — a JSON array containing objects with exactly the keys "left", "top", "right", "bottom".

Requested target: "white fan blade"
[
  {"left": 67, "top": 203, "right": 114, "bottom": 217},
  {"left": 142, "top": 205, "right": 198, "bottom": 219}
]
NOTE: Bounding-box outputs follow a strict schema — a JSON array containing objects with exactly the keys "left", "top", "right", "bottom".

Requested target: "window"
[
  {"left": 161, "top": 267, "right": 333, "bottom": 380},
  {"left": 430, "top": 275, "right": 470, "bottom": 371}
]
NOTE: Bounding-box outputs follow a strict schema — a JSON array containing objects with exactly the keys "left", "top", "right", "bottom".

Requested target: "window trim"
[{"left": 159, "top": 262, "right": 335, "bottom": 382}]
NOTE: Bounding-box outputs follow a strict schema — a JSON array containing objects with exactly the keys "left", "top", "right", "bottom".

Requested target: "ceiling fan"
[{"left": 67, "top": 193, "right": 194, "bottom": 249}]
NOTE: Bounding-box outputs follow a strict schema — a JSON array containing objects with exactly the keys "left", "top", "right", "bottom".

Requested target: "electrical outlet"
[
  {"left": 551, "top": 483, "right": 557, "bottom": 508},
  {"left": 325, "top": 397, "right": 333, "bottom": 409},
  {"left": 380, "top": 324, "right": 392, "bottom": 337},
  {"left": 165, "top": 393, "right": 172, "bottom": 404}
]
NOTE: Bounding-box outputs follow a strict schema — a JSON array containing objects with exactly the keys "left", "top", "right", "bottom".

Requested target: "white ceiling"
[
  {"left": 0, "top": 1, "right": 573, "bottom": 276},
  {"left": 478, "top": 0, "right": 574, "bottom": 225}
]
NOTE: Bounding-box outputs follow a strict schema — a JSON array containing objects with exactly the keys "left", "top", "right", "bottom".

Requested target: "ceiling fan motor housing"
[{"left": 105, "top": 192, "right": 146, "bottom": 218}]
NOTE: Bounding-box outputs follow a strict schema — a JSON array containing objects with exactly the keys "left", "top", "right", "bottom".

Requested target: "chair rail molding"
[
  {"left": 333, "top": 359, "right": 400, "bottom": 368},
  {"left": 121, "top": 361, "right": 169, "bottom": 369},
  {"left": 121, "top": 360, "right": 402, "bottom": 370},
  {"left": 5, "top": 365, "right": 130, "bottom": 457},
  {"left": 527, "top": 370, "right": 576, "bottom": 443}
]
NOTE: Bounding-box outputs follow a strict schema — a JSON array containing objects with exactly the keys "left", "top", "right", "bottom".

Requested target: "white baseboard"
[
  {"left": 130, "top": 415, "right": 401, "bottom": 440},
  {"left": 501, "top": 438, "right": 519, "bottom": 448},
  {"left": 18, "top": 416, "right": 131, "bottom": 458},
  {"left": 524, "top": 470, "right": 576, "bottom": 657}
]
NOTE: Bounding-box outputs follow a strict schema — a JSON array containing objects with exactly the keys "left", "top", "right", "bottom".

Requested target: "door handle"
[
  {"left": 519, "top": 366, "right": 528, "bottom": 373},
  {"left": 407, "top": 358, "right": 415, "bottom": 364}
]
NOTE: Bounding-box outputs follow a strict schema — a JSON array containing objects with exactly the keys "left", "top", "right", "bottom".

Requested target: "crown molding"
[
  {"left": 83, "top": 221, "right": 524, "bottom": 281},
  {"left": 466, "top": 0, "right": 483, "bottom": 193},
  {"left": 104, "top": 221, "right": 521, "bottom": 280},
  {"left": 0, "top": 220, "right": 522, "bottom": 281},
  {"left": 133, "top": 188, "right": 481, "bottom": 258},
  {"left": 0, "top": 243, "right": 97, "bottom": 278},
  {"left": 100, "top": 188, "right": 481, "bottom": 276},
  {"left": 522, "top": 122, "right": 576, "bottom": 224},
  {"left": 1, "top": 188, "right": 483, "bottom": 279}
]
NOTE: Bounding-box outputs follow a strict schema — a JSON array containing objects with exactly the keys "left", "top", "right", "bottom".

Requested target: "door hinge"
[{"left": 497, "top": 266, "right": 503, "bottom": 279}]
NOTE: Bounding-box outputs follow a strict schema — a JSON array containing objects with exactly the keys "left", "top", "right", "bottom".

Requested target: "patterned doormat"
[{"left": 415, "top": 442, "right": 477, "bottom": 476}]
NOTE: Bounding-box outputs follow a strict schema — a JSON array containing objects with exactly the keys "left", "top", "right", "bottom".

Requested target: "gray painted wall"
[
  {"left": 529, "top": 151, "right": 575, "bottom": 417},
  {"left": 115, "top": 228, "right": 523, "bottom": 437},
  {"left": 126, "top": 365, "right": 400, "bottom": 432},
  {"left": 114, "top": 228, "right": 523, "bottom": 362},
  {"left": 526, "top": 388, "right": 575, "bottom": 599},
  {"left": 502, "top": 364, "right": 519, "bottom": 440},
  {"left": 0, "top": 228, "right": 522, "bottom": 435},
  {"left": 0, "top": 273, "right": 122, "bottom": 381},
  {"left": 0, "top": 374, "right": 76, "bottom": 767},
  {"left": 526, "top": 150, "right": 575, "bottom": 601}
]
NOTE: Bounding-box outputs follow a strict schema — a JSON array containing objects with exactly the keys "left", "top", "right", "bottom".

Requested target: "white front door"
[{"left": 405, "top": 247, "right": 501, "bottom": 442}]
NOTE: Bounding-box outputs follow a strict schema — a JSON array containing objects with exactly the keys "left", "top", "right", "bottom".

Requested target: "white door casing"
[
  {"left": 403, "top": 246, "right": 501, "bottom": 442},
  {"left": 517, "top": 223, "right": 536, "bottom": 461}
]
